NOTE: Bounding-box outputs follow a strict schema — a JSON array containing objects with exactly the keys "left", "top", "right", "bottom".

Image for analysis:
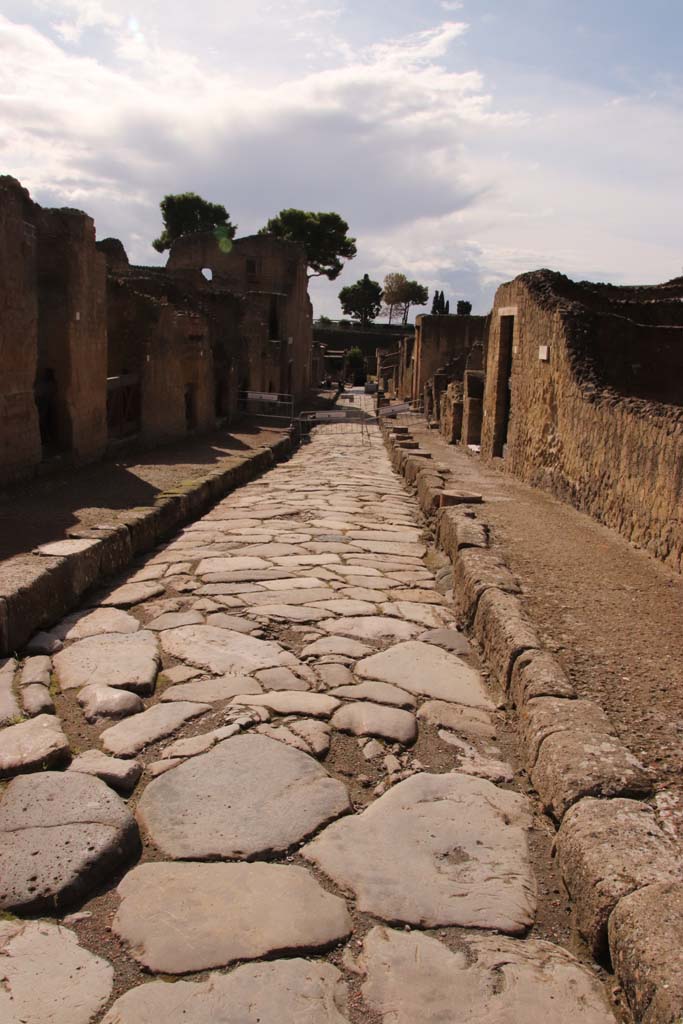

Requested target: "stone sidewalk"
[{"left": 0, "top": 418, "right": 618, "bottom": 1023}]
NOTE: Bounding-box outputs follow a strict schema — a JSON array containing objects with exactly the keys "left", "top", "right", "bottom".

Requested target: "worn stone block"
[
  {"left": 556, "top": 798, "right": 682, "bottom": 959},
  {"left": 609, "top": 882, "right": 683, "bottom": 1024},
  {"left": 522, "top": 699, "right": 652, "bottom": 819},
  {"left": 452, "top": 547, "right": 521, "bottom": 626},
  {"left": 510, "top": 649, "right": 576, "bottom": 707},
  {"left": 472, "top": 587, "right": 540, "bottom": 687}
]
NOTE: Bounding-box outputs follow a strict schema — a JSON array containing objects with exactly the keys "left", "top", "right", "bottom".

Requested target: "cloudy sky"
[{"left": 2, "top": 0, "right": 682, "bottom": 316}]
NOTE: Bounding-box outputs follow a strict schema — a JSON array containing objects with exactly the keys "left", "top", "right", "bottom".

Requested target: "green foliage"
[
  {"left": 382, "top": 272, "right": 408, "bottom": 324},
  {"left": 457, "top": 299, "right": 473, "bottom": 315},
  {"left": 346, "top": 346, "right": 365, "bottom": 369},
  {"left": 398, "top": 279, "right": 429, "bottom": 324},
  {"left": 259, "top": 209, "right": 357, "bottom": 280},
  {"left": 152, "top": 193, "right": 236, "bottom": 253},
  {"left": 338, "top": 274, "right": 383, "bottom": 328},
  {"left": 383, "top": 273, "right": 428, "bottom": 324}
]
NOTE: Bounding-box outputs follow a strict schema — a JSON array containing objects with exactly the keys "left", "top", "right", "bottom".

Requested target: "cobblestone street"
[{"left": 0, "top": 416, "right": 619, "bottom": 1023}]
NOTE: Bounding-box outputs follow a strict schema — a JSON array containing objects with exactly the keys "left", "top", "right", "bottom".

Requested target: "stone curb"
[
  {"left": 381, "top": 423, "right": 677, "bottom": 1022},
  {"left": 0, "top": 434, "right": 293, "bottom": 656}
]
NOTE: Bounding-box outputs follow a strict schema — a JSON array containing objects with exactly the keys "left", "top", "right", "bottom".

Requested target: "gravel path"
[{"left": 0, "top": 412, "right": 621, "bottom": 1023}]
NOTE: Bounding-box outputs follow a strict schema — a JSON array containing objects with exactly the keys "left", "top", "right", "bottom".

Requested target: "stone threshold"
[
  {"left": 0, "top": 435, "right": 294, "bottom": 657},
  {"left": 382, "top": 421, "right": 683, "bottom": 1024}
]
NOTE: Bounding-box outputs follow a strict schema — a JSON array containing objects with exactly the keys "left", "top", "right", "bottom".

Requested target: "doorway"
[{"left": 492, "top": 314, "right": 514, "bottom": 457}]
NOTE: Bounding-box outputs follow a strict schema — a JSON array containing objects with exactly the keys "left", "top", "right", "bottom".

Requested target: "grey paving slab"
[
  {"left": 360, "top": 927, "right": 616, "bottom": 1023},
  {"left": 0, "top": 771, "right": 138, "bottom": 911},
  {"left": 303, "top": 771, "right": 535, "bottom": 932},
  {"left": 137, "top": 733, "right": 350, "bottom": 859},
  {"left": 113, "top": 862, "right": 352, "bottom": 972},
  {"left": 0, "top": 920, "right": 113, "bottom": 1024},
  {"left": 102, "top": 960, "right": 350, "bottom": 1024}
]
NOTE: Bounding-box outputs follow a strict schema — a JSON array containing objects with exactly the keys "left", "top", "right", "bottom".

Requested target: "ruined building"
[
  {"left": 0, "top": 178, "right": 313, "bottom": 483},
  {"left": 0, "top": 176, "right": 107, "bottom": 483},
  {"left": 480, "top": 271, "right": 683, "bottom": 572}
]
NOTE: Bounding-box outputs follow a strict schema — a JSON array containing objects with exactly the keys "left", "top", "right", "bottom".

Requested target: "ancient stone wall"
[
  {"left": 411, "top": 314, "right": 486, "bottom": 405},
  {"left": 167, "top": 233, "right": 312, "bottom": 404},
  {"left": 0, "top": 178, "right": 42, "bottom": 482},
  {"left": 481, "top": 272, "right": 683, "bottom": 572},
  {"left": 0, "top": 177, "right": 107, "bottom": 484},
  {"left": 36, "top": 207, "right": 108, "bottom": 463},
  {"left": 105, "top": 263, "right": 243, "bottom": 444},
  {"left": 440, "top": 381, "right": 464, "bottom": 444}
]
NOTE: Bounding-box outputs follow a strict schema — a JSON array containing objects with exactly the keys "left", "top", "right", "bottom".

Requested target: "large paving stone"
[
  {"left": 68, "top": 749, "right": 143, "bottom": 793},
  {"left": 417, "top": 699, "right": 497, "bottom": 739},
  {"left": 331, "top": 701, "right": 417, "bottom": 744},
  {"left": 320, "top": 616, "right": 421, "bottom": 641},
  {"left": 609, "top": 881, "right": 683, "bottom": 1024},
  {"left": 113, "top": 862, "right": 352, "bottom": 973},
  {"left": 556, "top": 797, "right": 682, "bottom": 959},
  {"left": 78, "top": 683, "right": 144, "bottom": 722},
  {"left": 160, "top": 674, "right": 262, "bottom": 702},
  {"left": 160, "top": 624, "right": 296, "bottom": 675},
  {"left": 0, "top": 919, "right": 113, "bottom": 1024},
  {"left": 0, "top": 657, "right": 20, "bottom": 724},
  {"left": 100, "top": 701, "right": 210, "bottom": 757},
  {"left": 21, "top": 682, "right": 55, "bottom": 716},
  {"left": 0, "top": 714, "right": 70, "bottom": 778},
  {"left": 137, "top": 733, "right": 351, "bottom": 859},
  {"left": 0, "top": 771, "right": 139, "bottom": 912},
  {"left": 418, "top": 626, "right": 471, "bottom": 655},
  {"left": 229, "top": 691, "right": 340, "bottom": 718},
  {"left": 301, "top": 636, "right": 374, "bottom": 657},
  {"left": 98, "top": 580, "right": 165, "bottom": 607},
  {"left": 102, "top": 960, "right": 350, "bottom": 1024},
  {"left": 52, "top": 607, "right": 140, "bottom": 640},
  {"left": 53, "top": 631, "right": 159, "bottom": 694},
  {"left": 243, "top": 587, "right": 333, "bottom": 606},
  {"left": 360, "top": 927, "right": 616, "bottom": 1024},
  {"left": 355, "top": 640, "right": 493, "bottom": 706},
  {"left": 303, "top": 771, "right": 535, "bottom": 932},
  {"left": 330, "top": 680, "right": 417, "bottom": 709},
  {"left": 146, "top": 610, "right": 204, "bottom": 630},
  {"left": 252, "top": 604, "right": 331, "bottom": 623}
]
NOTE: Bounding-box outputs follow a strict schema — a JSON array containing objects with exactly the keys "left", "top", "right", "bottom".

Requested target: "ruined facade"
[
  {"left": 480, "top": 271, "right": 683, "bottom": 571},
  {"left": 411, "top": 313, "right": 487, "bottom": 410},
  {"left": 0, "top": 176, "right": 107, "bottom": 483},
  {"left": 167, "top": 233, "right": 312, "bottom": 404},
  {"left": 0, "top": 180, "right": 313, "bottom": 483}
]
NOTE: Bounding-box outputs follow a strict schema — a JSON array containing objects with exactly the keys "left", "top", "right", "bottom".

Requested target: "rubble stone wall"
[
  {"left": 0, "top": 178, "right": 42, "bottom": 481},
  {"left": 481, "top": 272, "right": 683, "bottom": 572}
]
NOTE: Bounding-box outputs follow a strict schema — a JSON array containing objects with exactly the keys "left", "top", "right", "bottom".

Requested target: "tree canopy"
[
  {"left": 338, "top": 274, "right": 383, "bottom": 328},
  {"left": 457, "top": 299, "right": 473, "bottom": 315},
  {"left": 152, "top": 193, "right": 236, "bottom": 253},
  {"left": 381, "top": 273, "right": 429, "bottom": 324},
  {"left": 259, "top": 209, "right": 357, "bottom": 280},
  {"left": 382, "top": 272, "right": 408, "bottom": 324}
]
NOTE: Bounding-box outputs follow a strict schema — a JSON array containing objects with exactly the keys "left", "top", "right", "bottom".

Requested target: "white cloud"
[{"left": 1, "top": 2, "right": 680, "bottom": 320}]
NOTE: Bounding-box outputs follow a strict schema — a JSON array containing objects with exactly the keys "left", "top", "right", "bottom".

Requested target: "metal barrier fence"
[
  {"left": 297, "top": 393, "right": 378, "bottom": 443},
  {"left": 238, "top": 391, "right": 294, "bottom": 427}
]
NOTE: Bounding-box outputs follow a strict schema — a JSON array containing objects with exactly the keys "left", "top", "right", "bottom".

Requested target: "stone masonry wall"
[
  {"left": 0, "top": 178, "right": 42, "bottom": 482},
  {"left": 481, "top": 275, "right": 683, "bottom": 572}
]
